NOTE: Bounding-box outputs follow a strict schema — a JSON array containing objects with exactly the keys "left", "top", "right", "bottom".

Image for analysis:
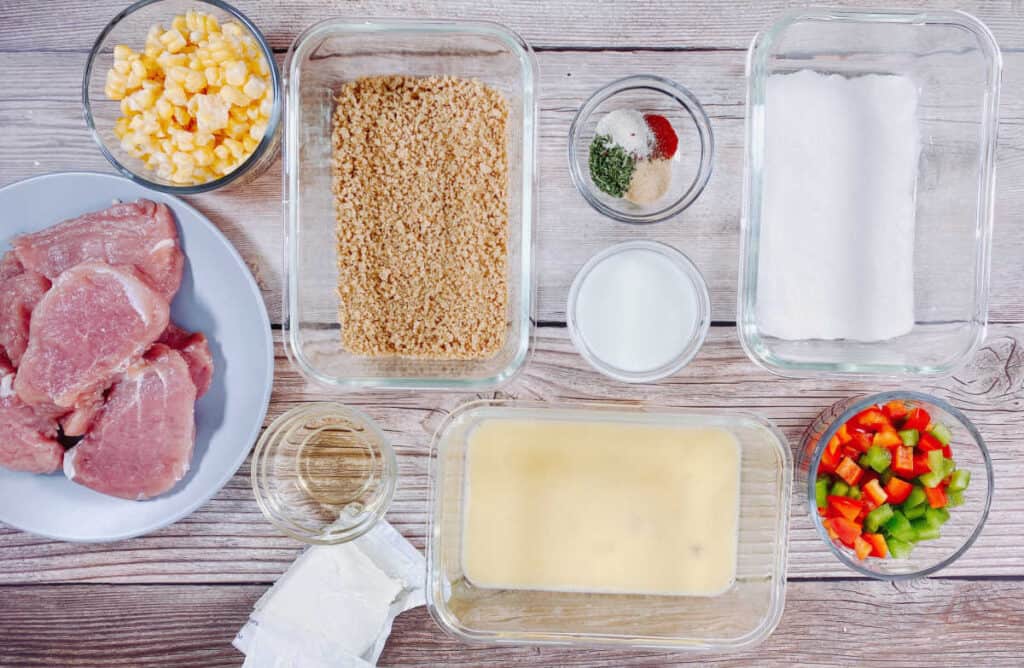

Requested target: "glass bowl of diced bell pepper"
[{"left": 800, "top": 392, "right": 993, "bottom": 579}]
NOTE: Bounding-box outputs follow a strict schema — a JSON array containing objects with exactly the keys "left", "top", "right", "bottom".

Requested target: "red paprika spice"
[{"left": 644, "top": 114, "right": 678, "bottom": 159}]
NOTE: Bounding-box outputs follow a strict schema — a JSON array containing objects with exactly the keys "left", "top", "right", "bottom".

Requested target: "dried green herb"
[{"left": 588, "top": 134, "right": 635, "bottom": 198}]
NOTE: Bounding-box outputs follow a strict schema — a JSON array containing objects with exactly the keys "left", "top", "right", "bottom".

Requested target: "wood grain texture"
[
  {"left": 2, "top": 50, "right": 1023, "bottom": 324},
  {"left": 1, "top": 579, "right": 1023, "bottom": 667},
  {"left": 2, "top": 0, "right": 1024, "bottom": 52},
  {"left": 0, "top": 326, "right": 1021, "bottom": 584}
]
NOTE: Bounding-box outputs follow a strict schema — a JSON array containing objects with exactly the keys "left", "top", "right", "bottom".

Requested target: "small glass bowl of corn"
[{"left": 84, "top": 0, "right": 281, "bottom": 193}]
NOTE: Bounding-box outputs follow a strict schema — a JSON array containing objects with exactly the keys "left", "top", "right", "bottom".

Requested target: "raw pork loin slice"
[
  {"left": 0, "top": 355, "right": 63, "bottom": 474},
  {"left": 12, "top": 199, "right": 183, "bottom": 301},
  {"left": 0, "top": 269, "right": 50, "bottom": 366},
  {"left": 14, "top": 262, "right": 169, "bottom": 411},
  {"left": 158, "top": 323, "right": 214, "bottom": 397},
  {"left": 0, "top": 251, "right": 23, "bottom": 280},
  {"left": 64, "top": 345, "right": 197, "bottom": 500}
]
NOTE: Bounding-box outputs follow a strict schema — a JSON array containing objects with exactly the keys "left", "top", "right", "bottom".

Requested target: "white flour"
[{"left": 756, "top": 70, "right": 920, "bottom": 342}]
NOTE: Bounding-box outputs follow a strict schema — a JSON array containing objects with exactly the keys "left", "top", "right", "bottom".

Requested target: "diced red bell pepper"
[
  {"left": 873, "top": 428, "right": 902, "bottom": 449},
  {"left": 850, "top": 431, "right": 873, "bottom": 453},
  {"left": 918, "top": 432, "right": 944, "bottom": 452},
  {"left": 904, "top": 407, "right": 931, "bottom": 431},
  {"left": 862, "top": 496, "right": 879, "bottom": 514},
  {"left": 854, "top": 408, "right": 891, "bottom": 432},
  {"left": 827, "top": 435, "right": 841, "bottom": 456},
  {"left": 827, "top": 495, "right": 864, "bottom": 522},
  {"left": 925, "top": 486, "right": 948, "bottom": 508},
  {"left": 913, "top": 451, "right": 933, "bottom": 476},
  {"left": 942, "top": 444, "right": 953, "bottom": 458},
  {"left": 824, "top": 520, "right": 839, "bottom": 541},
  {"left": 863, "top": 532, "right": 889, "bottom": 558},
  {"left": 883, "top": 401, "right": 909, "bottom": 422},
  {"left": 854, "top": 535, "right": 873, "bottom": 561},
  {"left": 892, "top": 445, "right": 915, "bottom": 477},
  {"left": 837, "top": 424, "right": 851, "bottom": 445},
  {"left": 825, "top": 516, "right": 863, "bottom": 548},
  {"left": 863, "top": 478, "right": 888, "bottom": 505},
  {"left": 819, "top": 444, "right": 841, "bottom": 474},
  {"left": 835, "top": 456, "right": 864, "bottom": 487},
  {"left": 884, "top": 476, "right": 913, "bottom": 504},
  {"left": 860, "top": 469, "right": 880, "bottom": 488}
]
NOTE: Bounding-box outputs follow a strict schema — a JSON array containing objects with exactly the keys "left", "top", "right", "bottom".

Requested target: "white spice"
[
  {"left": 756, "top": 70, "right": 920, "bottom": 342},
  {"left": 595, "top": 109, "right": 653, "bottom": 158}
]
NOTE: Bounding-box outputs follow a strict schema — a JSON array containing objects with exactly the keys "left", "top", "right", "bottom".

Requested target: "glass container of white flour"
[{"left": 738, "top": 9, "right": 1000, "bottom": 378}]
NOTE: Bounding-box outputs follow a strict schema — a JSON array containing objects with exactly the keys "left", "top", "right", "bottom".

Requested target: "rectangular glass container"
[
  {"left": 739, "top": 9, "right": 1000, "bottom": 377},
  {"left": 427, "top": 400, "right": 792, "bottom": 652},
  {"left": 282, "top": 19, "right": 537, "bottom": 390}
]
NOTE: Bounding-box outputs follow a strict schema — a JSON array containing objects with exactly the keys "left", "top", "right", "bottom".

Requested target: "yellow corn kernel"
[
  {"left": 213, "top": 144, "right": 230, "bottom": 160},
  {"left": 222, "top": 22, "right": 243, "bottom": 37},
  {"left": 160, "top": 28, "right": 187, "bottom": 54},
  {"left": 172, "top": 105, "right": 190, "bottom": 126},
  {"left": 227, "top": 118, "right": 249, "bottom": 139},
  {"left": 113, "top": 44, "right": 134, "bottom": 61},
  {"left": 193, "top": 146, "right": 214, "bottom": 166},
  {"left": 223, "top": 60, "right": 247, "bottom": 87},
  {"left": 105, "top": 70, "right": 127, "bottom": 100},
  {"left": 223, "top": 137, "right": 244, "bottom": 159},
  {"left": 194, "top": 131, "right": 214, "bottom": 147},
  {"left": 241, "top": 74, "right": 266, "bottom": 100},
  {"left": 171, "top": 16, "right": 187, "bottom": 34},
  {"left": 242, "top": 136, "right": 257, "bottom": 153},
  {"left": 203, "top": 66, "right": 222, "bottom": 87},
  {"left": 229, "top": 105, "right": 248, "bottom": 122},
  {"left": 113, "top": 117, "right": 129, "bottom": 139},
  {"left": 113, "top": 59, "right": 131, "bottom": 76},
  {"left": 248, "top": 121, "right": 267, "bottom": 142},
  {"left": 130, "top": 59, "right": 147, "bottom": 80},
  {"left": 254, "top": 57, "right": 269, "bottom": 78},
  {"left": 155, "top": 96, "right": 174, "bottom": 120},
  {"left": 184, "top": 69, "right": 206, "bottom": 93},
  {"left": 164, "top": 82, "right": 187, "bottom": 106},
  {"left": 219, "top": 85, "right": 248, "bottom": 107}
]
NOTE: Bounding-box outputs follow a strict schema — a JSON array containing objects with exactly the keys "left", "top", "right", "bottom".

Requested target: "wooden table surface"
[{"left": 3, "top": 0, "right": 1024, "bottom": 665}]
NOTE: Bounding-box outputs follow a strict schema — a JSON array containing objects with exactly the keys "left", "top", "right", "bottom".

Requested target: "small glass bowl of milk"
[{"left": 567, "top": 240, "right": 711, "bottom": 382}]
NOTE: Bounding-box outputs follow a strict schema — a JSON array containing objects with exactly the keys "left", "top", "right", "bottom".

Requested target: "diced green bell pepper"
[
  {"left": 830, "top": 480, "right": 851, "bottom": 497},
  {"left": 904, "top": 485, "right": 927, "bottom": 509},
  {"left": 929, "top": 422, "right": 953, "bottom": 446},
  {"left": 919, "top": 470, "right": 944, "bottom": 489},
  {"left": 904, "top": 503, "right": 927, "bottom": 520},
  {"left": 924, "top": 506, "right": 950, "bottom": 528},
  {"left": 865, "top": 445, "right": 892, "bottom": 474},
  {"left": 847, "top": 485, "right": 862, "bottom": 501},
  {"left": 815, "top": 478, "right": 829, "bottom": 508},
  {"left": 947, "top": 490, "right": 965, "bottom": 507},
  {"left": 898, "top": 429, "right": 920, "bottom": 447},
  {"left": 949, "top": 469, "right": 971, "bottom": 492},
  {"left": 911, "top": 518, "right": 941, "bottom": 541},
  {"left": 927, "top": 450, "right": 945, "bottom": 475},
  {"left": 884, "top": 510, "right": 916, "bottom": 542},
  {"left": 887, "top": 537, "right": 915, "bottom": 559},
  {"left": 880, "top": 468, "right": 894, "bottom": 485},
  {"left": 865, "top": 503, "right": 894, "bottom": 533},
  {"left": 943, "top": 458, "right": 957, "bottom": 478}
]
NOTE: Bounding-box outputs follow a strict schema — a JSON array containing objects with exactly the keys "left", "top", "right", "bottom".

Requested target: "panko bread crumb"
[{"left": 331, "top": 75, "right": 509, "bottom": 360}]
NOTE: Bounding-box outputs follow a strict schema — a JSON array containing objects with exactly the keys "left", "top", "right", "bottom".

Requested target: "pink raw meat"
[
  {"left": 0, "top": 251, "right": 23, "bottom": 280},
  {"left": 64, "top": 344, "right": 197, "bottom": 500},
  {"left": 0, "top": 269, "right": 50, "bottom": 366},
  {"left": 15, "top": 262, "right": 169, "bottom": 411},
  {"left": 12, "top": 199, "right": 183, "bottom": 301},
  {"left": 0, "top": 355, "right": 63, "bottom": 474},
  {"left": 59, "top": 391, "right": 105, "bottom": 438},
  {"left": 158, "top": 323, "right": 214, "bottom": 397}
]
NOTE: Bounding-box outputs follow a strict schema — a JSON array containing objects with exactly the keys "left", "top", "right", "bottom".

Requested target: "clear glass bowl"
[
  {"left": 566, "top": 240, "right": 711, "bottom": 383},
  {"left": 568, "top": 75, "right": 714, "bottom": 224},
  {"left": 252, "top": 403, "right": 397, "bottom": 545},
  {"left": 282, "top": 18, "right": 537, "bottom": 390},
  {"left": 82, "top": 0, "right": 282, "bottom": 194},
  {"left": 427, "top": 399, "right": 792, "bottom": 651},
  {"left": 799, "top": 392, "right": 993, "bottom": 579},
  {"left": 738, "top": 9, "right": 1001, "bottom": 377}
]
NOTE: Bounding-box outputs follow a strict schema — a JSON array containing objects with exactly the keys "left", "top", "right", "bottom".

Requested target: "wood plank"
[
  {"left": 0, "top": 324, "right": 1020, "bottom": 583},
  {"left": 1, "top": 579, "right": 1022, "bottom": 666},
  {"left": 3, "top": 0, "right": 1024, "bottom": 52},
  {"left": 1, "top": 51, "right": 1023, "bottom": 324}
]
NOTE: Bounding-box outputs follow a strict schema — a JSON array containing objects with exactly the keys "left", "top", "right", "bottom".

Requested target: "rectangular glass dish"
[
  {"left": 282, "top": 19, "right": 537, "bottom": 390},
  {"left": 739, "top": 9, "right": 1000, "bottom": 378},
  {"left": 427, "top": 400, "right": 792, "bottom": 652}
]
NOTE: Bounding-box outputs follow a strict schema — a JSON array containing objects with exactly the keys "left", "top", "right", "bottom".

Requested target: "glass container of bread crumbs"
[{"left": 282, "top": 18, "right": 537, "bottom": 391}]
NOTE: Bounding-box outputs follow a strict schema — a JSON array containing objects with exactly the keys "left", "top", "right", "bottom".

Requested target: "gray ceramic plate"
[{"left": 0, "top": 172, "right": 273, "bottom": 542}]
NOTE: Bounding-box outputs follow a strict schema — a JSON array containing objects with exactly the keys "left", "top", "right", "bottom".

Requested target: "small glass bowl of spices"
[{"left": 569, "top": 75, "right": 714, "bottom": 224}]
